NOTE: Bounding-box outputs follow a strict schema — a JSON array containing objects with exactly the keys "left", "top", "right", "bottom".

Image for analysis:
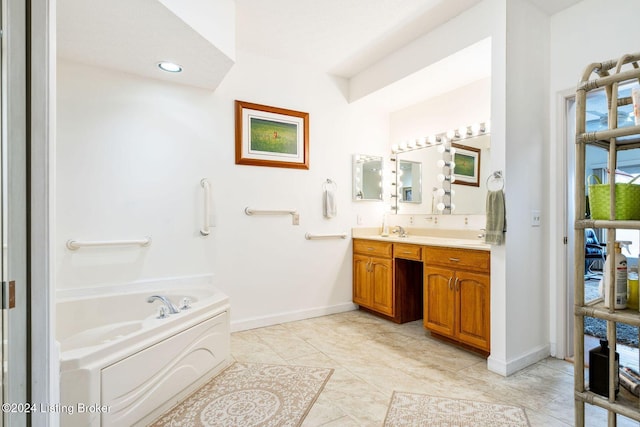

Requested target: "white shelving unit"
[{"left": 574, "top": 52, "right": 640, "bottom": 426}]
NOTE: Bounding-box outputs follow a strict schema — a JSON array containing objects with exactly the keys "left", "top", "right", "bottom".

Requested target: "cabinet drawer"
[
  {"left": 425, "top": 247, "right": 490, "bottom": 272},
  {"left": 394, "top": 243, "right": 422, "bottom": 261},
  {"left": 353, "top": 239, "right": 393, "bottom": 258}
]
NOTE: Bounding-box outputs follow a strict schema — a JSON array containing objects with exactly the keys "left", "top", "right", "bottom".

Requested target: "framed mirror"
[
  {"left": 353, "top": 154, "right": 383, "bottom": 201},
  {"left": 397, "top": 160, "right": 422, "bottom": 203}
]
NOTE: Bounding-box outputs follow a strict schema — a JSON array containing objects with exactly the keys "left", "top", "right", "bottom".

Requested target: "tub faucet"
[
  {"left": 147, "top": 295, "right": 180, "bottom": 314},
  {"left": 392, "top": 226, "right": 407, "bottom": 238}
]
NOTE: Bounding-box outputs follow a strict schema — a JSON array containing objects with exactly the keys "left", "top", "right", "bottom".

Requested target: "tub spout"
[{"left": 147, "top": 295, "right": 180, "bottom": 314}]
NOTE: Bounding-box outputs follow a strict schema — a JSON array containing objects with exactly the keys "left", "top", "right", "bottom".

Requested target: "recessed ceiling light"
[{"left": 157, "top": 61, "right": 183, "bottom": 73}]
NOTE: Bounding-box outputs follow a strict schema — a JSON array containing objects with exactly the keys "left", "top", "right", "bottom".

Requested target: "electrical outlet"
[{"left": 531, "top": 210, "right": 541, "bottom": 227}]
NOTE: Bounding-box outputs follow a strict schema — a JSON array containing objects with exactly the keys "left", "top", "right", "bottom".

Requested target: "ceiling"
[
  {"left": 235, "top": 0, "right": 584, "bottom": 78},
  {"left": 57, "top": 0, "right": 583, "bottom": 91}
]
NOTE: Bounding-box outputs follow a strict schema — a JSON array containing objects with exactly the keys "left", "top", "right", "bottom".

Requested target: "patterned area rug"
[
  {"left": 150, "top": 362, "right": 333, "bottom": 427},
  {"left": 383, "top": 392, "right": 530, "bottom": 427}
]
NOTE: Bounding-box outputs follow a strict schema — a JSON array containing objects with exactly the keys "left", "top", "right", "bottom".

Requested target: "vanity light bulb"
[
  {"left": 417, "top": 137, "right": 427, "bottom": 147},
  {"left": 391, "top": 144, "right": 399, "bottom": 153},
  {"left": 437, "top": 202, "right": 445, "bottom": 212},
  {"left": 450, "top": 147, "right": 456, "bottom": 155},
  {"left": 437, "top": 145, "right": 445, "bottom": 154},
  {"left": 436, "top": 188, "right": 445, "bottom": 197},
  {"left": 449, "top": 161, "right": 456, "bottom": 170},
  {"left": 450, "top": 203, "right": 456, "bottom": 212},
  {"left": 446, "top": 129, "right": 456, "bottom": 139},
  {"left": 471, "top": 123, "right": 481, "bottom": 135},
  {"left": 400, "top": 142, "right": 408, "bottom": 151},
  {"left": 450, "top": 189, "right": 456, "bottom": 197},
  {"left": 450, "top": 175, "right": 456, "bottom": 183},
  {"left": 436, "top": 173, "right": 445, "bottom": 183},
  {"left": 437, "top": 159, "right": 445, "bottom": 168}
]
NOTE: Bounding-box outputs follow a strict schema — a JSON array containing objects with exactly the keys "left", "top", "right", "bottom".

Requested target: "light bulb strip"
[{"left": 392, "top": 120, "right": 490, "bottom": 154}]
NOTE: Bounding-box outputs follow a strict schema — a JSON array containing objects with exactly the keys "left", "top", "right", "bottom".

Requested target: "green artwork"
[
  {"left": 455, "top": 152, "right": 475, "bottom": 177},
  {"left": 250, "top": 118, "right": 298, "bottom": 155}
]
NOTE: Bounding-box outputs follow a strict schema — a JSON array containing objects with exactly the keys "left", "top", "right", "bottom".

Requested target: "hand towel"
[
  {"left": 323, "top": 189, "right": 337, "bottom": 218},
  {"left": 485, "top": 190, "right": 506, "bottom": 245}
]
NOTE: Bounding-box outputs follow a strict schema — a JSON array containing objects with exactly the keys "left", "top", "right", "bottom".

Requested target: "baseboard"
[
  {"left": 488, "top": 343, "right": 550, "bottom": 376},
  {"left": 230, "top": 302, "right": 358, "bottom": 332}
]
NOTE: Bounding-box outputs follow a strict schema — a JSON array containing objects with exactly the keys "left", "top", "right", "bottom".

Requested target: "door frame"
[
  {"left": 553, "top": 87, "right": 576, "bottom": 361},
  {"left": 28, "top": 0, "right": 55, "bottom": 425}
]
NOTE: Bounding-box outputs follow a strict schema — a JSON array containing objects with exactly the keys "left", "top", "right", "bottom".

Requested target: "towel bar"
[
  {"left": 66, "top": 237, "right": 152, "bottom": 250},
  {"left": 244, "top": 207, "right": 300, "bottom": 225},
  {"left": 305, "top": 232, "right": 347, "bottom": 240}
]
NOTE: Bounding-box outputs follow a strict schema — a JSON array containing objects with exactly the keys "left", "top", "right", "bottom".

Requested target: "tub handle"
[
  {"left": 157, "top": 306, "right": 170, "bottom": 319},
  {"left": 180, "top": 297, "right": 192, "bottom": 310}
]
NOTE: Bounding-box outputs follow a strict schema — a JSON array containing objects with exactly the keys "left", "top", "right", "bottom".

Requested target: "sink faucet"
[
  {"left": 147, "top": 295, "right": 180, "bottom": 314},
  {"left": 392, "top": 226, "right": 407, "bottom": 237}
]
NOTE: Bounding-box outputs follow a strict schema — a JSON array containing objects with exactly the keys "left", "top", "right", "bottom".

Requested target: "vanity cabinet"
[
  {"left": 424, "top": 247, "right": 490, "bottom": 354},
  {"left": 353, "top": 240, "right": 394, "bottom": 316}
]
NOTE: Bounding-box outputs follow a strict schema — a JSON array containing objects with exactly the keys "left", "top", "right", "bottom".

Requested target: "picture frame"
[
  {"left": 235, "top": 100, "right": 309, "bottom": 169},
  {"left": 452, "top": 143, "right": 481, "bottom": 187}
]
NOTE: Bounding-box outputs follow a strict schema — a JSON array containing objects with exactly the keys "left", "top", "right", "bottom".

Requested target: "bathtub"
[{"left": 57, "top": 275, "right": 231, "bottom": 427}]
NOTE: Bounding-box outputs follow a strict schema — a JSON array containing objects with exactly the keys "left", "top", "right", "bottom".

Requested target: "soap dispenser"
[
  {"left": 589, "top": 339, "right": 619, "bottom": 397},
  {"left": 381, "top": 213, "right": 389, "bottom": 237}
]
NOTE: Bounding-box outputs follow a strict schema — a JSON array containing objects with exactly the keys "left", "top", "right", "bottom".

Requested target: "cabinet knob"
[{"left": 449, "top": 257, "right": 460, "bottom": 262}]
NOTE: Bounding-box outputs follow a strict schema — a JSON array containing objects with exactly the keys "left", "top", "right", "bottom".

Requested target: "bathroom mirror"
[
  {"left": 353, "top": 154, "right": 383, "bottom": 201},
  {"left": 393, "top": 134, "right": 490, "bottom": 214},
  {"left": 397, "top": 160, "right": 422, "bottom": 203}
]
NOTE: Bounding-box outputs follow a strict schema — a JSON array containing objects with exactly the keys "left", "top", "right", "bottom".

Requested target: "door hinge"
[
  {"left": 563, "top": 236, "right": 568, "bottom": 244},
  {"left": 2, "top": 281, "right": 15, "bottom": 309}
]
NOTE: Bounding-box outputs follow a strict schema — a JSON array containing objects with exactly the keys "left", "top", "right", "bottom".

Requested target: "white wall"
[
  {"left": 496, "top": 0, "right": 550, "bottom": 374},
  {"left": 548, "top": 0, "right": 640, "bottom": 358},
  {"left": 56, "top": 52, "right": 390, "bottom": 330}
]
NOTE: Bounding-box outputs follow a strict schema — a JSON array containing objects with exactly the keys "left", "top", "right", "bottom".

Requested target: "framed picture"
[
  {"left": 452, "top": 143, "right": 481, "bottom": 187},
  {"left": 235, "top": 100, "right": 309, "bottom": 169}
]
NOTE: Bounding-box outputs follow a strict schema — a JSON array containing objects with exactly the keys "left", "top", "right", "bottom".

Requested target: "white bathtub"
[{"left": 57, "top": 275, "right": 231, "bottom": 427}]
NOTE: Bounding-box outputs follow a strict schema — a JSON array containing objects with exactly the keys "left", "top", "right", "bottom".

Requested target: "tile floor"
[{"left": 231, "top": 309, "right": 640, "bottom": 426}]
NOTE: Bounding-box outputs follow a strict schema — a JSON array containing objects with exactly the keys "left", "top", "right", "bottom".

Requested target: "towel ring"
[
  {"left": 323, "top": 179, "right": 337, "bottom": 191},
  {"left": 487, "top": 171, "right": 504, "bottom": 191}
]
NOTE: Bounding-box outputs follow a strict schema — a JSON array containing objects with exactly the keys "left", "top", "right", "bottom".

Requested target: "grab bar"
[
  {"left": 200, "top": 178, "right": 211, "bottom": 236},
  {"left": 244, "top": 207, "right": 300, "bottom": 225},
  {"left": 305, "top": 232, "right": 347, "bottom": 240},
  {"left": 66, "top": 237, "right": 152, "bottom": 250}
]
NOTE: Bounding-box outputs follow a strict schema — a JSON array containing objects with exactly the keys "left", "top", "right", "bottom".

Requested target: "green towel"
[{"left": 485, "top": 190, "right": 506, "bottom": 245}]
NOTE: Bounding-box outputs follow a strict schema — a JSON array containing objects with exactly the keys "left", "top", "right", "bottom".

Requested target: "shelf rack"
[{"left": 574, "top": 52, "right": 640, "bottom": 426}]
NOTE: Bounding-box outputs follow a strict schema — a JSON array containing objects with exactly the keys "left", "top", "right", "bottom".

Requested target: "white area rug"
[
  {"left": 150, "top": 362, "right": 333, "bottom": 427},
  {"left": 383, "top": 392, "right": 530, "bottom": 427}
]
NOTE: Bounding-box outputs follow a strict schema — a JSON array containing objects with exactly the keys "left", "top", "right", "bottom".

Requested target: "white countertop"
[{"left": 352, "top": 228, "right": 490, "bottom": 251}]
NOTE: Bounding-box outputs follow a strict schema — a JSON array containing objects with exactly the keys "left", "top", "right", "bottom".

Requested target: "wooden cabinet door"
[
  {"left": 424, "top": 265, "right": 455, "bottom": 337},
  {"left": 455, "top": 270, "right": 490, "bottom": 352},
  {"left": 371, "top": 257, "right": 394, "bottom": 316},
  {"left": 353, "top": 254, "right": 372, "bottom": 307}
]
